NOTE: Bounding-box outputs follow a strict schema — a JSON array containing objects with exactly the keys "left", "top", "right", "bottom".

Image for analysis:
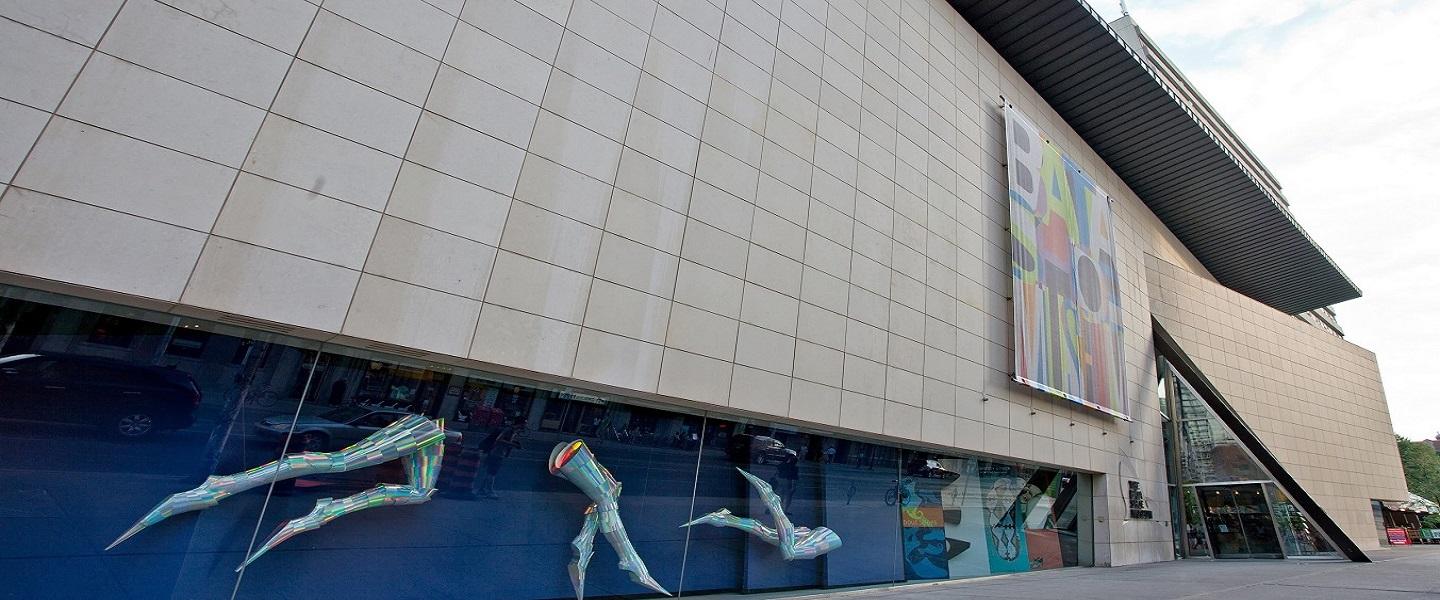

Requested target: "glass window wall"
[
  {"left": 0, "top": 288, "right": 322, "bottom": 598},
  {"left": 0, "top": 287, "right": 1093, "bottom": 598},
  {"left": 893, "top": 451, "right": 1088, "bottom": 579},
  {"left": 1173, "top": 371, "right": 1268, "bottom": 484},
  {"left": 1265, "top": 484, "right": 1333, "bottom": 556}
]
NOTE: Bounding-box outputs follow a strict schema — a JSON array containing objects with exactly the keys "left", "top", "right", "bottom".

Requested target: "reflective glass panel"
[
  {"left": 231, "top": 346, "right": 702, "bottom": 599},
  {"left": 1181, "top": 486, "right": 1211, "bottom": 556},
  {"left": 1174, "top": 371, "right": 1268, "bottom": 484},
  {"left": 897, "top": 451, "right": 1086, "bottom": 579},
  {"left": 682, "top": 417, "right": 902, "bottom": 593},
  {"left": 0, "top": 290, "right": 320, "bottom": 599},
  {"left": 0, "top": 286, "right": 1094, "bottom": 598},
  {"left": 1194, "top": 484, "right": 1283, "bottom": 558},
  {"left": 1265, "top": 483, "right": 1335, "bottom": 556}
]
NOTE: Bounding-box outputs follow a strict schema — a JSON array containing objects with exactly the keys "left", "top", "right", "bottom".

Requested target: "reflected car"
[
  {"left": 254, "top": 406, "right": 417, "bottom": 452},
  {"left": 914, "top": 459, "right": 960, "bottom": 479},
  {"left": 726, "top": 433, "right": 798, "bottom": 465},
  {"left": 0, "top": 352, "right": 200, "bottom": 438}
]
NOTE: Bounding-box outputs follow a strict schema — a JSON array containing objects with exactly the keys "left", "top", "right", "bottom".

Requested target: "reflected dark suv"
[
  {"left": 726, "top": 433, "right": 798, "bottom": 465},
  {"left": 0, "top": 353, "right": 200, "bottom": 438}
]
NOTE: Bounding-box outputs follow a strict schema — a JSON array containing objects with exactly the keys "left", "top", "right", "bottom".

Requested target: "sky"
[{"left": 1086, "top": 0, "right": 1439, "bottom": 440}]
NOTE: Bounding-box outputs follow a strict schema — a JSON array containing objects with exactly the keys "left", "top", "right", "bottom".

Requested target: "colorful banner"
[{"left": 1004, "top": 107, "right": 1129, "bottom": 419}]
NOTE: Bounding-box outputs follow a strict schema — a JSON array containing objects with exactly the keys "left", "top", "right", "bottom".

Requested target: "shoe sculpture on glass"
[
  {"left": 682, "top": 467, "right": 842, "bottom": 560},
  {"left": 106, "top": 414, "right": 448, "bottom": 570},
  {"left": 549, "top": 440, "right": 670, "bottom": 600}
]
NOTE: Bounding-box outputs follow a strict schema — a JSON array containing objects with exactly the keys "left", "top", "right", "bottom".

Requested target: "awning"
[{"left": 1384, "top": 493, "right": 1440, "bottom": 514}]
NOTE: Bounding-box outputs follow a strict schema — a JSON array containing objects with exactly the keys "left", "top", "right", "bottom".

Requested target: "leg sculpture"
[
  {"left": 681, "top": 467, "right": 842, "bottom": 560},
  {"left": 567, "top": 509, "right": 599, "bottom": 598},
  {"left": 237, "top": 439, "right": 443, "bottom": 569},
  {"left": 550, "top": 440, "right": 670, "bottom": 600},
  {"left": 107, "top": 414, "right": 447, "bottom": 568}
]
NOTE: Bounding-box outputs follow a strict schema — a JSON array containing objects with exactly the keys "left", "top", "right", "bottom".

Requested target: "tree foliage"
[{"left": 1396, "top": 435, "right": 1440, "bottom": 509}]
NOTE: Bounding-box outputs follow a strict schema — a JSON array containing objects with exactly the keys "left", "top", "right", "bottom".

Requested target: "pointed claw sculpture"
[
  {"left": 550, "top": 440, "right": 671, "bottom": 599},
  {"left": 680, "top": 507, "right": 734, "bottom": 528},
  {"left": 107, "top": 414, "right": 448, "bottom": 568},
  {"left": 106, "top": 478, "right": 225, "bottom": 550},
  {"left": 681, "top": 467, "right": 841, "bottom": 560}
]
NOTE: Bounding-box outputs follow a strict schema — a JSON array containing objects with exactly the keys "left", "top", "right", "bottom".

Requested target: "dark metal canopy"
[{"left": 951, "top": 0, "right": 1361, "bottom": 314}]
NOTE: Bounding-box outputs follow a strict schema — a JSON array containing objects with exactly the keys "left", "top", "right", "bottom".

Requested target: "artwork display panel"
[
  {"left": 896, "top": 451, "right": 1085, "bottom": 581},
  {"left": 1005, "top": 106, "right": 1129, "bottom": 419}
]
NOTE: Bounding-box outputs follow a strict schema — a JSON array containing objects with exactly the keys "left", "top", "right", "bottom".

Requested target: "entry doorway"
[{"left": 1194, "top": 484, "right": 1284, "bottom": 558}]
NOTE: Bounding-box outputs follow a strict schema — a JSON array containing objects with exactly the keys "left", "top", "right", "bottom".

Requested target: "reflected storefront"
[
  {"left": 0, "top": 287, "right": 1093, "bottom": 599},
  {"left": 1158, "top": 358, "right": 1336, "bottom": 560}
]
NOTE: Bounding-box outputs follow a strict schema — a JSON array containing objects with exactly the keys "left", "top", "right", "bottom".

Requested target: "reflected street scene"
[{"left": 0, "top": 289, "right": 1093, "bottom": 599}]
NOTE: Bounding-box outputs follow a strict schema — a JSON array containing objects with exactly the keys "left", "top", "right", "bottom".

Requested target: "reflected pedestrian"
[
  {"left": 327, "top": 379, "right": 346, "bottom": 406},
  {"left": 474, "top": 419, "right": 522, "bottom": 499},
  {"left": 777, "top": 454, "right": 800, "bottom": 510}
]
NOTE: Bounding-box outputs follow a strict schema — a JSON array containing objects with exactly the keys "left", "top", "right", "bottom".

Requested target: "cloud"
[
  {"left": 1099, "top": 0, "right": 1342, "bottom": 45},
  {"left": 1093, "top": 0, "right": 1440, "bottom": 439}
]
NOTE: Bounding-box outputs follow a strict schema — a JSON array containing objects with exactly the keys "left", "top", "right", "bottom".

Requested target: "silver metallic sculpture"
[
  {"left": 683, "top": 467, "right": 842, "bottom": 559},
  {"left": 107, "top": 414, "right": 447, "bottom": 569},
  {"left": 549, "top": 440, "right": 670, "bottom": 600}
]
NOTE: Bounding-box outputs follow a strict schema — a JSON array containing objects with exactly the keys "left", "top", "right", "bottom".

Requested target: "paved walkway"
[{"left": 801, "top": 546, "right": 1440, "bottom": 599}]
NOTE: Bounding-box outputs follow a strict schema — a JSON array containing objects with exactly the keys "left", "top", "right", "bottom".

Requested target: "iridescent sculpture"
[
  {"left": 549, "top": 440, "right": 670, "bottom": 600},
  {"left": 682, "top": 467, "right": 842, "bottom": 559},
  {"left": 107, "top": 414, "right": 447, "bottom": 569}
]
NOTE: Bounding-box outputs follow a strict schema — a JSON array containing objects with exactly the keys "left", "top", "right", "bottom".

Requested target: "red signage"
[{"left": 1387, "top": 527, "right": 1411, "bottom": 545}]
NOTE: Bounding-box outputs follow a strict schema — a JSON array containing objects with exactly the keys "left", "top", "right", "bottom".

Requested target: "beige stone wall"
[
  {"left": 1146, "top": 253, "right": 1407, "bottom": 550},
  {"left": 0, "top": 0, "right": 1185, "bottom": 565}
]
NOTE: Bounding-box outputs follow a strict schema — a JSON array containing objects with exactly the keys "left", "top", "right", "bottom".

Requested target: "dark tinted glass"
[
  {"left": 0, "top": 289, "right": 1092, "bottom": 599},
  {"left": 0, "top": 291, "right": 320, "bottom": 599},
  {"left": 229, "top": 348, "right": 703, "bottom": 600},
  {"left": 682, "top": 417, "right": 903, "bottom": 594}
]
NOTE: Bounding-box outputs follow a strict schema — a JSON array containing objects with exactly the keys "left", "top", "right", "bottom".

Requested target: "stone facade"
[{"left": 0, "top": 0, "right": 1401, "bottom": 565}]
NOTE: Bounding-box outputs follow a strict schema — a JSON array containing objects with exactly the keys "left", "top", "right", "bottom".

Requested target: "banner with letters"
[{"left": 1004, "top": 107, "right": 1128, "bottom": 419}]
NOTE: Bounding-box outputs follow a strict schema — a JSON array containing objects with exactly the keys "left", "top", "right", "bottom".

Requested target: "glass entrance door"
[{"left": 1195, "top": 484, "right": 1284, "bottom": 558}]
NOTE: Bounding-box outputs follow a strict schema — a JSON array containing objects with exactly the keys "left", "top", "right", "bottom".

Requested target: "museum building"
[{"left": 0, "top": 0, "right": 1408, "bottom": 598}]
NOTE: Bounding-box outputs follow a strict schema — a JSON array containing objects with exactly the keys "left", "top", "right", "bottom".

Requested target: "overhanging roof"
[{"left": 950, "top": 0, "right": 1361, "bottom": 314}]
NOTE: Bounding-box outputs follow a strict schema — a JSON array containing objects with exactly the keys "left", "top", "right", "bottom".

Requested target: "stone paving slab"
[{"left": 782, "top": 546, "right": 1440, "bottom": 600}]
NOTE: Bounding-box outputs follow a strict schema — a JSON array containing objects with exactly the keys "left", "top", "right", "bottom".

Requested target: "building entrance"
[
  {"left": 1158, "top": 356, "right": 1342, "bottom": 560},
  {"left": 1194, "top": 484, "right": 1284, "bottom": 558}
]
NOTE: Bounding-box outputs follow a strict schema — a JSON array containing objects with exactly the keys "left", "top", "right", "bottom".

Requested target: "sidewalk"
[{"left": 790, "top": 546, "right": 1440, "bottom": 599}]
